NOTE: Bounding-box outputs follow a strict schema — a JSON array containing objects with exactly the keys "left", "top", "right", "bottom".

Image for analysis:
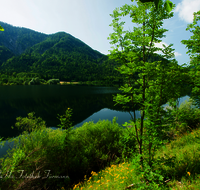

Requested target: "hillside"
[
  {"left": 0, "top": 22, "right": 120, "bottom": 82},
  {"left": 0, "top": 21, "right": 48, "bottom": 56}
]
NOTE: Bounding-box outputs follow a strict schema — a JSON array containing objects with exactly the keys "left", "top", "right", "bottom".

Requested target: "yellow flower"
[{"left": 187, "top": 172, "right": 191, "bottom": 176}]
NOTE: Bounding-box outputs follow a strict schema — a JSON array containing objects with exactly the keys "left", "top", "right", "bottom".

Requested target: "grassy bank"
[
  {"left": 0, "top": 98, "right": 200, "bottom": 190},
  {"left": 70, "top": 127, "right": 200, "bottom": 190}
]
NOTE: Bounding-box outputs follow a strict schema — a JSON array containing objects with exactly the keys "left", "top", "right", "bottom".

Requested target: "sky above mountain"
[{"left": 0, "top": 0, "right": 200, "bottom": 66}]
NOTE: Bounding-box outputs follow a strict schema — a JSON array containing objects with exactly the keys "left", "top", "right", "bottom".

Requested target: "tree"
[
  {"left": 108, "top": 0, "right": 184, "bottom": 168},
  {"left": 181, "top": 10, "right": 200, "bottom": 107},
  {"left": 136, "top": 0, "right": 173, "bottom": 12}
]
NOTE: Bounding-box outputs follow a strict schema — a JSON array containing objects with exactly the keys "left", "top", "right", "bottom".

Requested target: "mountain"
[
  {"left": 0, "top": 22, "right": 120, "bottom": 82},
  {"left": 27, "top": 32, "right": 103, "bottom": 60},
  {"left": 0, "top": 21, "right": 48, "bottom": 56},
  {"left": 0, "top": 46, "right": 14, "bottom": 63}
]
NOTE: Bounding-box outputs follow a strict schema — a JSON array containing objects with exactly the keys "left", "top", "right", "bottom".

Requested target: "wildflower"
[{"left": 187, "top": 172, "right": 191, "bottom": 176}]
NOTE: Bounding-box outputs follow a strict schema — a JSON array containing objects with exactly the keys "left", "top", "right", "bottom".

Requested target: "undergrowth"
[{"left": 0, "top": 98, "right": 200, "bottom": 189}]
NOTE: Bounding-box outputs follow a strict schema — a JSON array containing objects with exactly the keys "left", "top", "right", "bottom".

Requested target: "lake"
[{"left": 0, "top": 85, "right": 192, "bottom": 158}]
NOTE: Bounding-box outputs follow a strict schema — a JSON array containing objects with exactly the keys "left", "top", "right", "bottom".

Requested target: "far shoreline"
[{"left": 60, "top": 81, "right": 80, "bottom": 84}]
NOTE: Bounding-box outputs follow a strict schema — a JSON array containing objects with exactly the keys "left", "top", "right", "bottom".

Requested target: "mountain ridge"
[{"left": 0, "top": 21, "right": 120, "bottom": 83}]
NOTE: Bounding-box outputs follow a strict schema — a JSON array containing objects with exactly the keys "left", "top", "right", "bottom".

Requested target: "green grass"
[{"left": 65, "top": 127, "right": 200, "bottom": 190}]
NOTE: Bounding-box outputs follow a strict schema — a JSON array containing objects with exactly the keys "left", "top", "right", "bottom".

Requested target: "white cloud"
[
  {"left": 154, "top": 42, "right": 168, "bottom": 49},
  {"left": 174, "top": 52, "right": 182, "bottom": 57},
  {"left": 175, "top": 0, "right": 200, "bottom": 23},
  {"left": 154, "top": 42, "right": 182, "bottom": 57}
]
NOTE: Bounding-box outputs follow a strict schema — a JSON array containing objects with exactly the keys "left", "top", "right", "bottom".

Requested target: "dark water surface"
[
  {"left": 0, "top": 85, "right": 122, "bottom": 138},
  {"left": 0, "top": 85, "right": 192, "bottom": 158}
]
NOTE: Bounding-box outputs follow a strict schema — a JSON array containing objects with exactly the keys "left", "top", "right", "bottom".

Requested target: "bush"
[
  {"left": 0, "top": 115, "right": 137, "bottom": 190},
  {"left": 0, "top": 113, "right": 67, "bottom": 190},
  {"left": 164, "top": 98, "right": 200, "bottom": 135},
  {"left": 47, "top": 79, "right": 60, "bottom": 85},
  {"left": 23, "top": 80, "right": 29, "bottom": 85},
  {"left": 28, "top": 77, "right": 40, "bottom": 85},
  {"left": 62, "top": 117, "right": 136, "bottom": 185},
  {"left": 2, "top": 78, "right": 8, "bottom": 83}
]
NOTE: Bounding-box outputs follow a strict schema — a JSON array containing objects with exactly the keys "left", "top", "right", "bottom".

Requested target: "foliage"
[
  {"left": 28, "top": 77, "right": 40, "bottom": 85},
  {"left": 108, "top": 0, "right": 186, "bottom": 168},
  {"left": 57, "top": 108, "right": 73, "bottom": 130},
  {"left": 11, "top": 112, "right": 46, "bottom": 134},
  {"left": 71, "top": 122, "right": 200, "bottom": 190},
  {"left": 0, "top": 46, "right": 14, "bottom": 65},
  {"left": 137, "top": 0, "right": 173, "bottom": 12},
  {"left": 0, "top": 115, "right": 137, "bottom": 190},
  {"left": 162, "top": 98, "right": 200, "bottom": 136},
  {"left": 0, "top": 21, "right": 47, "bottom": 55},
  {"left": 0, "top": 128, "right": 67, "bottom": 190},
  {"left": 155, "top": 127, "right": 200, "bottom": 182},
  {"left": 0, "top": 22, "right": 124, "bottom": 84},
  {"left": 47, "top": 78, "right": 60, "bottom": 85},
  {"left": 181, "top": 10, "right": 200, "bottom": 107}
]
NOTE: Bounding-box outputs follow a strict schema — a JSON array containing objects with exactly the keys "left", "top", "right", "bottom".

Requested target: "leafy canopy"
[
  {"left": 132, "top": 0, "right": 173, "bottom": 12},
  {"left": 181, "top": 11, "right": 200, "bottom": 105},
  {"left": 108, "top": 0, "right": 185, "bottom": 168}
]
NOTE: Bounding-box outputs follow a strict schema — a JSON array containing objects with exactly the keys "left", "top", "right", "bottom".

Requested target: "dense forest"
[
  {"left": 0, "top": 21, "right": 190, "bottom": 87},
  {"left": 0, "top": 21, "right": 122, "bottom": 85}
]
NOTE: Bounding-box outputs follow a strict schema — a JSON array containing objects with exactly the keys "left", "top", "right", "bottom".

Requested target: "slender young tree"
[{"left": 108, "top": 0, "right": 184, "bottom": 167}]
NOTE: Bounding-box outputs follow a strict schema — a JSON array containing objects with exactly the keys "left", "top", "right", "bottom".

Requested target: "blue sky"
[{"left": 0, "top": 0, "right": 199, "bottom": 66}]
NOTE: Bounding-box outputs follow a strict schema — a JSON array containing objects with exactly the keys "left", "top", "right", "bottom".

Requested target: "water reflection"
[
  {"left": 0, "top": 85, "right": 193, "bottom": 159},
  {"left": 0, "top": 85, "right": 123, "bottom": 139}
]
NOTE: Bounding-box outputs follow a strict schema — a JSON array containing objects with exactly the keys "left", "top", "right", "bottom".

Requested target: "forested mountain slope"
[
  {"left": 0, "top": 22, "right": 120, "bottom": 82},
  {"left": 0, "top": 21, "right": 48, "bottom": 56}
]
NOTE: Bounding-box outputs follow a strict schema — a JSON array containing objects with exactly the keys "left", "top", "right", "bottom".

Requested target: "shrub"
[
  {"left": 47, "top": 79, "right": 60, "bottom": 85},
  {"left": 0, "top": 114, "right": 137, "bottom": 190},
  {"left": 28, "top": 77, "right": 40, "bottom": 85},
  {"left": 61, "top": 117, "right": 136, "bottom": 186},
  {"left": 23, "top": 80, "right": 29, "bottom": 85},
  {"left": 164, "top": 98, "right": 200, "bottom": 135},
  {"left": 0, "top": 113, "right": 67, "bottom": 190}
]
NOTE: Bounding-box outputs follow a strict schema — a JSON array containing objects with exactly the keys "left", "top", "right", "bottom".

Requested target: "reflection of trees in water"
[
  {"left": 2, "top": 93, "right": 125, "bottom": 125},
  {"left": 0, "top": 85, "right": 192, "bottom": 139},
  {"left": 0, "top": 92, "right": 125, "bottom": 139}
]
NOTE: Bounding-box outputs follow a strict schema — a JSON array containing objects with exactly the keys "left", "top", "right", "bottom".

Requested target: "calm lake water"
[{"left": 0, "top": 85, "right": 193, "bottom": 158}]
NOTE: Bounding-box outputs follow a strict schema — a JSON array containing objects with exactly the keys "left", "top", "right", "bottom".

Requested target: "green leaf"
[
  {"left": 164, "top": 0, "right": 173, "bottom": 12},
  {"left": 140, "top": 0, "right": 154, "bottom": 2},
  {"left": 0, "top": 25, "right": 4, "bottom": 31},
  {"left": 154, "top": 0, "right": 160, "bottom": 9}
]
